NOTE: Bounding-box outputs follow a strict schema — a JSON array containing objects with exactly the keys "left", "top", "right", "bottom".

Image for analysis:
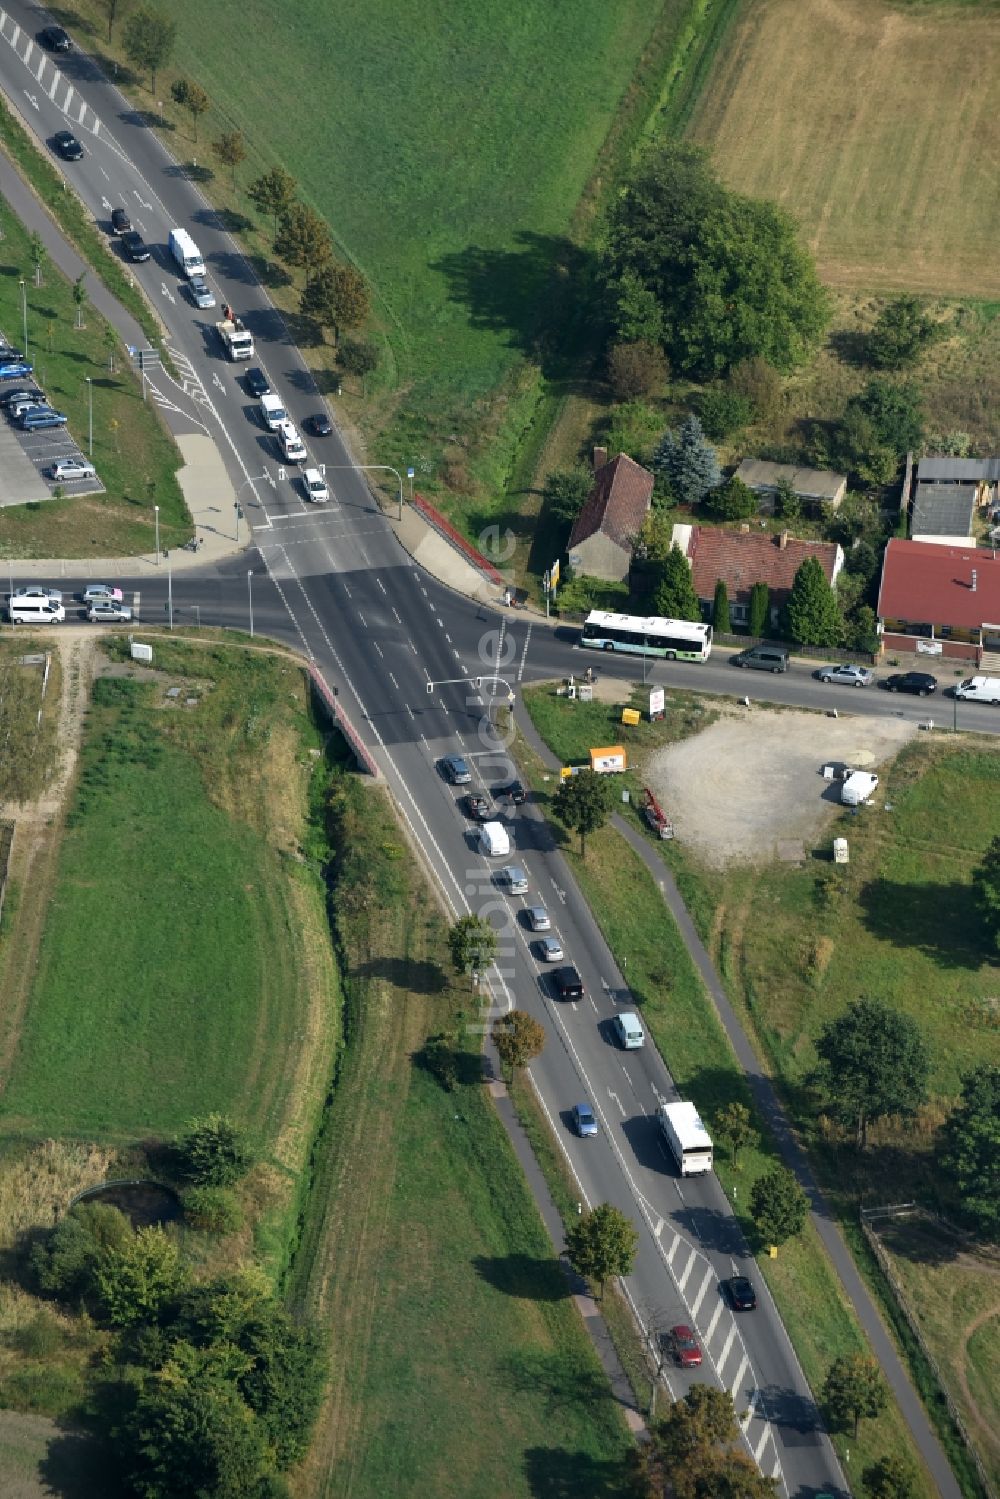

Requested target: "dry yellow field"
[{"left": 689, "top": 0, "right": 1000, "bottom": 297}]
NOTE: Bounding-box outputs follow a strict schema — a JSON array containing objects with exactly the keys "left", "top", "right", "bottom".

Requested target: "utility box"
[
  {"left": 590, "top": 745, "right": 627, "bottom": 774},
  {"left": 621, "top": 708, "right": 640, "bottom": 727},
  {"left": 130, "top": 641, "right": 153, "bottom": 663},
  {"left": 833, "top": 838, "right": 849, "bottom": 864}
]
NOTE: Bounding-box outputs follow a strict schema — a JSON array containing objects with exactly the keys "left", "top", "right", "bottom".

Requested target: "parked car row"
[
  {"left": 8, "top": 584, "right": 131, "bottom": 624},
  {"left": 0, "top": 361, "right": 69, "bottom": 434}
]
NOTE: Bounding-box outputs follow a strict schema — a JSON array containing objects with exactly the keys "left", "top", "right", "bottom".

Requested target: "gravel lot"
[{"left": 647, "top": 708, "right": 917, "bottom": 867}]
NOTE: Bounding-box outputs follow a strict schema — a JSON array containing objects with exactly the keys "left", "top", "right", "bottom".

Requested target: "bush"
[
  {"left": 867, "top": 296, "right": 939, "bottom": 370},
  {"left": 604, "top": 400, "right": 663, "bottom": 463},
  {"left": 727, "top": 356, "right": 782, "bottom": 423},
  {"left": 176, "top": 1114, "right": 254, "bottom": 1188},
  {"left": 543, "top": 468, "right": 592, "bottom": 526},
  {"left": 698, "top": 388, "right": 753, "bottom": 440},
  {"left": 704, "top": 476, "right": 757, "bottom": 522},
  {"left": 338, "top": 335, "right": 378, "bottom": 377},
  {"left": 606, "top": 339, "right": 668, "bottom": 400},
  {"left": 31, "top": 1202, "right": 133, "bottom": 1302},
  {"left": 184, "top": 1186, "right": 244, "bottom": 1235}
]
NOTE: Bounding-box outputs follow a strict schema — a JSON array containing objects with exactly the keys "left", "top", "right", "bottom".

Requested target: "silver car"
[
  {"left": 13, "top": 585, "right": 62, "bottom": 604},
  {"left": 83, "top": 584, "right": 123, "bottom": 602},
  {"left": 188, "top": 276, "right": 216, "bottom": 309},
  {"left": 88, "top": 600, "right": 133, "bottom": 622},
  {"left": 526, "top": 906, "right": 550, "bottom": 932},
  {"left": 50, "top": 457, "right": 97, "bottom": 482},
  {"left": 571, "top": 1103, "right": 598, "bottom": 1138},
  {"left": 538, "top": 936, "right": 564, "bottom": 963},
  {"left": 817, "top": 662, "right": 874, "bottom": 688}
]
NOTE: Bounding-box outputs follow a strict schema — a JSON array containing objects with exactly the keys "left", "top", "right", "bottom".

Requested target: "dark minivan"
[{"left": 735, "top": 643, "right": 789, "bottom": 674}]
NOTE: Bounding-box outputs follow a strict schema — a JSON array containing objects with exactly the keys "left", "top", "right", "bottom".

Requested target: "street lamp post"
[
  {"left": 154, "top": 504, "right": 160, "bottom": 566},
  {"left": 85, "top": 376, "right": 93, "bottom": 456},
  {"left": 167, "top": 553, "right": 173, "bottom": 629},
  {"left": 18, "top": 278, "right": 27, "bottom": 359},
  {"left": 247, "top": 569, "right": 254, "bottom": 637}
]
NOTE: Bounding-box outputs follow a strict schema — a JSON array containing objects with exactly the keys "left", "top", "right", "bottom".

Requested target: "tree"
[
  {"left": 448, "top": 913, "right": 497, "bottom": 987},
  {"left": 338, "top": 336, "right": 378, "bottom": 379},
  {"left": 698, "top": 387, "right": 753, "bottom": 440},
  {"left": 939, "top": 1064, "right": 1000, "bottom": 1237},
  {"left": 98, "top": 0, "right": 123, "bottom": 44},
  {"left": 862, "top": 1454, "right": 917, "bottom": 1499},
  {"left": 774, "top": 477, "right": 801, "bottom": 521},
  {"left": 813, "top": 997, "right": 930, "bottom": 1150},
  {"left": 248, "top": 168, "right": 298, "bottom": 239},
  {"left": 704, "top": 476, "right": 757, "bottom": 522},
  {"left": 183, "top": 1187, "right": 244, "bottom": 1235},
  {"left": 122, "top": 7, "right": 177, "bottom": 93},
  {"left": 96, "top": 1225, "right": 186, "bottom": 1326},
  {"left": 822, "top": 1353, "right": 887, "bottom": 1439},
  {"left": 28, "top": 230, "right": 45, "bottom": 278},
  {"left": 748, "top": 581, "right": 770, "bottom": 638},
  {"left": 832, "top": 405, "right": 899, "bottom": 487},
  {"left": 714, "top": 1102, "right": 758, "bottom": 1169},
  {"left": 171, "top": 80, "right": 210, "bottom": 142},
  {"left": 300, "top": 262, "right": 370, "bottom": 343},
  {"left": 31, "top": 1202, "right": 132, "bottom": 1301},
  {"left": 850, "top": 378, "right": 924, "bottom": 455},
  {"left": 868, "top": 296, "right": 938, "bottom": 371},
  {"left": 712, "top": 580, "right": 731, "bottom": 635},
  {"left": 176, "top": 1114, "right": 254, "bottom": 1187},
  {"left": 73, "top": 272, "right": 87, "bottom": 329},
  {"left": 641, "top": 1385, "right": 778, "bottom": 1499},
  {"left": 565, "top": 1203, "right": 638, "bottom": 1298},
  {"left": 728, "top": 356, "right": 782, "bottom": 423},
  {"left": 543, "top": 468, "right": 592, "bottom": 526},
  {"left": 749, "top": 1166, "right": 808, "bottom": 1250},
  {"left": 784, "top": 555, "right": 842, "bottom": 647},
  {"left": 972, "top": 835, "right": 1000, "bottom": 952},
  {"left": 274, "top": 203, "right": 333, "bottom": 273},
  {"left": 551, "top": 767, "right": 612, "bottom": 857},
  {"left": 492, "top": 1009, "right": 545, "bottom": 1079},
  {"left": 654, "top": 543, "right": 701, "bottom": 622},
  {"left": 653, "top": 414, "right": 721, "bottom": 506},
  {"left": 213, "top": 131, "right": 247, "bottom": 190},
  {"left": 607, "top": 340, "right": 668, "bottom": 400},
  {"left": 611, "top": 269, "right": 666, "bottom": 346},
  {"left": 604, "top": 142, "right": 828, "bottom": 378},
  {"left": 634, "top": 509, "right": 675, "bottom": 563},
  {"left": 235, "top": 1303, "right": 326, "bottom": 1468}
]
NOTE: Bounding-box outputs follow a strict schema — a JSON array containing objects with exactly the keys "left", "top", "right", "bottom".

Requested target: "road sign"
[{"left": 649, "top": 686, "right": 665, "bottom": 719}]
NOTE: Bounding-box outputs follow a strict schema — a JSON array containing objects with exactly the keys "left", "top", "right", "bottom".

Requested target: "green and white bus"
[{"left": 580, "top": 611, "right": 713, "bottom": 662}]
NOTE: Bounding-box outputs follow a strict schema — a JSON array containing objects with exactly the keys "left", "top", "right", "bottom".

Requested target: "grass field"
[
  {"left": 0, "top": 643, "right": 59, "bottom": 805},
  {"left": 0, "top": 643, "right": 339, "bottom": 1162},
  {"left": 0, "top": 192, "right": 187, "bottom": 559},
  {"left": 290, "top": 777, "right": 631, "bottom": 1499},
  {"left": 688, "top": 0, "right": 1000, "bottom": 297}
]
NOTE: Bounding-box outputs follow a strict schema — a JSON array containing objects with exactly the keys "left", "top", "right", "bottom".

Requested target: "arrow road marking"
[
  {"left": 608, "top": 1089, "right": 625, "bottom": 1117},
  {"left": 133, "top": 193, "right": 153, "bottom": 211},
  {"left": 23, "top": 89, "right": 38, "bottom": 109},
  {"left": 160, "top": 283, "right": 176, "bottom": 305},
  {"left": 101, "top": 195, "right": 112, "bottom": 211},
  {"left": 211, "top": 373, "right": 225, "bottom": 393}
]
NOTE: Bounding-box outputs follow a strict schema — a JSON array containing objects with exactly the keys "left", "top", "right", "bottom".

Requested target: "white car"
[
  {"left": 49, "top": 458, "right": 97, "bottom": 482},
  {"left": 302, "top": 467, "right": 329, "bottom": 503},
  {"left": 187, "top": 276, "right": 216, "bottom": 309},
  {"left": 88, "top": 600, "right": 133, "bottom": 622},
  {"left": 13, "top": 585, "right": 62, "bottom": 604},
  {"left": 817, "top": 662, "right": 874, "bottom": 688},
  {"left": 82, "top": 583, "right": 124, "bottom": 603}
]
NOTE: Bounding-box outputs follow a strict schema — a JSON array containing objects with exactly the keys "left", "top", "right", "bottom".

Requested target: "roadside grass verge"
[
  {"left": 518, "top": 698, "right": 943, "bottom": 1495},
  {"left": 0, "top": 202, "right": 187, "bottom": 558},
  {"left": 289, "top": 776, "right": 632, "bottom": 1499},
  {"left": 0, "top": 641, "right": 60, "bottom": 803}
]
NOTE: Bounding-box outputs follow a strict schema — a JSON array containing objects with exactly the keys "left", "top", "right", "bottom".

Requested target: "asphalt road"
[{"left": 0, "top": 8, "right": 974, "bottom": 1497}]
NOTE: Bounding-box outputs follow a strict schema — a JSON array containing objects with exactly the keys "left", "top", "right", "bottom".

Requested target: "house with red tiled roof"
[
  {"left": 877, "top": 539, "right": 1000, "bottom": 664},
  {"left": 672, "top": 523, "right": 844, "bottom": 630},
  {"left": 567, "top": 452, "right": 654, "bottom": 583}
]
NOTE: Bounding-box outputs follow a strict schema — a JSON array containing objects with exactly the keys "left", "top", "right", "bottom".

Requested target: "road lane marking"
[
  {"left": 677, "top": 1246, "right": 697, "bottom": 1294},
  {"left": 689, "top": 1265, "right": 714, "bottom": 1321},
  {"left": 704, "top": 1300, "right": 723, "bottom": 1345},
  {"left": 717, "top": 1322, "right": 736, "bottom": 1373},
  {"left": 730, "top": 1354, "right": 749, "bottom": 1402}
]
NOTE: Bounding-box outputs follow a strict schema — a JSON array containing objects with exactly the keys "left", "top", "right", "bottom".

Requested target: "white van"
[
  {"left": 168, "top": 227, "right": 205, "bottom": 279},
  {"left": 259, "top": 392, "right": 287, "bottom": 430},
  {"left": 277, "top": 421, "right": 307, "bottom": 463},
  {"left": 841, "top": 770, "right": 879, "bottom": 806},
  {"left": 613, "top": 1011, "right": 645, "bottom": 1050},
  {"left": 9, "top": 598, "right": 64, "bottom": 624},
  {"left": 479, "top": 821, "right": 511, "bottom": 857},
  {"left": 954, "top": 675, "right": 1000, "bottom": 705}
]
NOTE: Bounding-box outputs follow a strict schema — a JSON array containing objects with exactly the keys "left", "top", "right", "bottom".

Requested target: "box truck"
[
  {"left": 841, "top": 770, "right": 879, "bottom": 806},
  {"left": 479, "top": 822, "right": 510, "bottom": 857},
  {"left": 169, "top": 227, "right": 206, "bottom": 279},
  {"left": 658, "top": 1101, "right": 713, "bottom": 1175},
  {"left": 954, "top": 675, "right": 1000, "bottom": 705},
  {"left": 216, "top": 314, "right": 254, "bottom": 361}
]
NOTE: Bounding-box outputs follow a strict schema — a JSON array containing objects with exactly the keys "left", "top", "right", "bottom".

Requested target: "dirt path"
[
  {"left": 0, "top": 631, "right": 100, "bottom": 1087},
  {"left": 955, "top": 1301, "right": 1000, "bottom": 1459}
]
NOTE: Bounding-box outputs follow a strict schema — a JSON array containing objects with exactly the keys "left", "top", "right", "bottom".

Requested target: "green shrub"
[
  {"left": 176, "top": 1113, "right": 255, "bottom": 1187},
  {"left": 698, "top": 388, "right": 753, "bottom": 439},
  {"left": 184, "top": 1186, "right": 245, "bottom": 1235}
]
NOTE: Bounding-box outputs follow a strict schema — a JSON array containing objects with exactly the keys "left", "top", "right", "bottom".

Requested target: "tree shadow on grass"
[
  {"left": 431, "top": 233, "right": 602, "bottom": 385},
  {"left": 473, "top": 1253, "right": 569, "bottom": 1303},
  {"left": 503, "top": 1348, "right": 613, "bottom": 1419},
  {"left": 39, "top": 1430, "right": 109, "bottom": 1498},
  {"left": 857, "top": 876, "right": 985, "bottom": 970},
  {"left": 524, "top": 1446, "right": 630, "bottom": 1499},
  {"left": 828, "top": 327, "right": 870, "bottom": 369},
  {"left": 354, "top": 955, "right": 448, "bottom": 994}
]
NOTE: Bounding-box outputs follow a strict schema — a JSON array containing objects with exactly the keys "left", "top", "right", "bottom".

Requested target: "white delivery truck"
[
  {"left": 479, "top": 821, "right": 510, "bottom": 857},
  {"left": 168, "top": 227, "right": 206, "bottom": 279},
  {"left": 841, "top": 770, "right": 879, "bottom": 806},
  {"left": 658, "top": 1101, "right": 713, "bottom": 1175},
  {"left": 954, "top": 675, "right": 1000, "bottom": 705},
  {"left": 259, "top": 393, "right": 287, "bottom": 430},
  {"left": 216, "top": 314, "right": 254, "bottom": 361}
]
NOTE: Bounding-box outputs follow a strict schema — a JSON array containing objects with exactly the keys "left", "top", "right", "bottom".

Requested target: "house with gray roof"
[
  {"left": 734, "top": 459, "right": 847, "bottom": 512},
  {"left": 911, "top": 483, "right": 976, "bottom": 547}
]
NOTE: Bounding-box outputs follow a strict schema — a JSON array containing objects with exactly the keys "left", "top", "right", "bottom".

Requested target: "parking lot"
[{"left": 0, "top": 341, "right": 105, "bottom": 507}]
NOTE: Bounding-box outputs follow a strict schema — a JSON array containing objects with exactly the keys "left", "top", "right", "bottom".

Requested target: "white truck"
[
  {"left": 657, "top": 1101, "right": 713, "bottom": 1176},
  {"left": 841, "top": 770, "right": 879, "bottom": 806},
  {"left": 216, "top": 314, "right": 254, "bottom": 361},
  {"left": 277, "top": 420, "right": 307, "bottom": 464},
  {"left": 479, "top": 821, "right": 510, "bottom": 857},
  {"left": 954, "top": 675, "right": 1000, "bottom": 705},
  {"left": 168, "top": 227, "right": 205, "bottom": 279}
]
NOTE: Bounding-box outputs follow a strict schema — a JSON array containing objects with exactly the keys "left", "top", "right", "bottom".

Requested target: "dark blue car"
[{"left": 0, "top": 361, "right": 33, "bottom": 381}]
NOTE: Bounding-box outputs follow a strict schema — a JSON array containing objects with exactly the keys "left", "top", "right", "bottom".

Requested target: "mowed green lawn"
[
  {"left": 1, "top": 677, "right": 307, "bottom": 1141},
  {"left": 72, "top": 0, "right": 664, "bottom": 481}
]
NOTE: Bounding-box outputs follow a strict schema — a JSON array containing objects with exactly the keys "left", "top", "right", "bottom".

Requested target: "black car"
[
  {"left": 244, "top": 367, "right": 271, "bottom": 399},
  {"left": 883, "top": 671, "right": 937, "bottom": 697},
  {"left": 464, "top": 793, "right": 491, "bottom": 821},
  {"left": 0, "top": 386, "right": 41, "bottom": 408},
  {"left": 121, "top": 230, "right": 150, "bottom": 263},
  {"left": 724, "top": 1275, "right": 757, "bottom": 1312},
  {"left": 39, "top": 25, "right": 71, "bottom": 50},
  {"left": 552, "top": 965, "right": 584, "bottom": 1000},
  {"left": 305, "top": 412, "right": 332, "bottom": 436},
  {"left": 110, "top": 207, "right": 132, "bottom": 236},
  {"left": 500, "top": 780, "right": 526, "bottom": 805},
  {"left": 53, "top": 130, "right": 84, "bottom": 161}
]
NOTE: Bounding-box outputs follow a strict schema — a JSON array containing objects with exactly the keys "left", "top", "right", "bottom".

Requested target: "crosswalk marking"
[{"left": 689, "top": 1265, "right": 714, "bottom": 1321}]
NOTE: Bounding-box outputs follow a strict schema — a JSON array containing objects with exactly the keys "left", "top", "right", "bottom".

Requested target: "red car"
[{"left": 667, "top": 1325, "right": 702, "bottom": 1368}]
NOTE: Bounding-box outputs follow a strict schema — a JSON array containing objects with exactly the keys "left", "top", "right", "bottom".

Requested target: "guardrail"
[
  {"left": 411, "top": 491, "right": 505, "bottom": 587},
  {"left": 309, "top": 666, "right": 380, "bottom": 778}
]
